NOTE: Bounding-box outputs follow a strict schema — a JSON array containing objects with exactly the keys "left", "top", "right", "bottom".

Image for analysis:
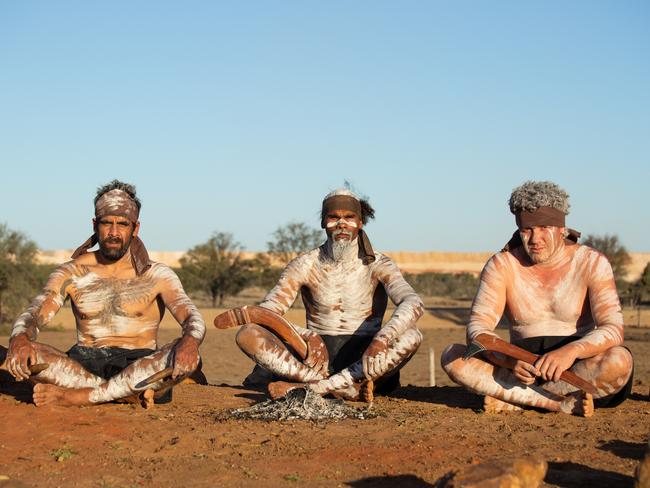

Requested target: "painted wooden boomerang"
[
  {"left": 0, "top": 361, "right": 49, "bottom": 375},
  {"left": 464, "top": 333, "right": 598, "bottom": 395},
  {"left": 213, "top": 305, "right": 308, "bottom": 360},
  {"left": 135, "top": 367, "right": 174, "bottom": 389}
]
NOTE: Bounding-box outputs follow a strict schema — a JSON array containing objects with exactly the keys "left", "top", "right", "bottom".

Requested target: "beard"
[
  {"left": 331, "top": 230, "right": 354, "bottom": 261},
  {"left": 98, "top": 235, "right": 132, "bottom": 261}
]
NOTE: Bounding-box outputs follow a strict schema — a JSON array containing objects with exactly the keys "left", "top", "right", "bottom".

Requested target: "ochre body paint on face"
[{"left": 520, "top": 225, "right": 566, "bottom": 264}]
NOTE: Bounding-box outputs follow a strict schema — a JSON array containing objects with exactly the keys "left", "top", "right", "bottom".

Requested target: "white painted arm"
[{"left": 373, "top": 255, "right": 424, "bottom": 343}]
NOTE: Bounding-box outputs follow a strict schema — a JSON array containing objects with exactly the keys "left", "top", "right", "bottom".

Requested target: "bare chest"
[
  {"left": 506, "top": 265, "right": 589, "bottom": 323},
  {"left": 68, "top": 273, "right": 158, "bottom": 321},
  {"left": 305, "top": 263, "right": 377, "bottom": 311}
]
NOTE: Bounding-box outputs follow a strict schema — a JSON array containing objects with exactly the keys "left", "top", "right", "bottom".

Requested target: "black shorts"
[
  {"left": 513, "top": 336, "right": 634, "bottom": 408},
  {"left": 67, "top": 345, "right": 155, "bottom": 380},
  {"left": 320, "top": 334, "right": 400, "bottom": 395},
  {"left": 67, "top": 345, "right": 173, "bottom": 403}
]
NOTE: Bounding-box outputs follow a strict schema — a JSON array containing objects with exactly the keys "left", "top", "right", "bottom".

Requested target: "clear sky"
[{"left": 1, "top": 1, "right": 648, "bottom": 253}]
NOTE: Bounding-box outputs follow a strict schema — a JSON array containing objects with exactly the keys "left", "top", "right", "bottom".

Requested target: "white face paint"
[
  {"left": 326, "top": 218, "right": 358, "bottom": 229},
  {"left": 520, "top": 225, "right": 565, "bottom": 264}
]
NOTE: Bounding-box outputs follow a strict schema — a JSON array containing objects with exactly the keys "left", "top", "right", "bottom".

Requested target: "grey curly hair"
[
  {"left": 94, "top": 179, "right": 141, "bottom": 211},
  {"left": 508, "top": 181, "right": 570, "bottom": 215}
]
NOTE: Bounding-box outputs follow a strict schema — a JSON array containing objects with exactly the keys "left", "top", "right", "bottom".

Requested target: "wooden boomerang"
[
  {"left": 213, "top": 305, "right": 308, "bottom": 360},
  {"left": 135, "top": 367, "right": 174, "bottom": 389},
  {"left": 464, "top": 333, "right": 598, "bottom": 395},
  {"left": 0, "top": 361, "right": 49, "bottom": 376}
]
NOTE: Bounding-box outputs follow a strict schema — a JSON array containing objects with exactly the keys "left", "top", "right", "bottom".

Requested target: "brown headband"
[
  {"left": 515, "top": 206, "right": 566, "bottom": 229},
  {"left": 321, "top": 195, "right": 362, "bottom": 228},
  {"left": 95, "top": 189, "right": 140, "bottom": 222}
]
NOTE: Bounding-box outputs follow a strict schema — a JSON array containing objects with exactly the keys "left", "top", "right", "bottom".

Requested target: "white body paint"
[
  {"left": 467, "top": 244, "right": 624, "bottom": 355},
  {"left": 260, "top": 239, "right": 423, "bottom": 342}
]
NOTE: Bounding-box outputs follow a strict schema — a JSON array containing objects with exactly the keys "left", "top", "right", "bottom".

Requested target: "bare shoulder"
[
  {"left": 144, "top": 261, "right": 179, "bottom": 282},
  {"left": 371, "top": 252, "right": 405, "bottom": 278},
  {"left": 70, "top": 251, "right": 98, "bottom": 267},
  {"left": 284, "top": 247, "right": 320, "bottom": 272}
]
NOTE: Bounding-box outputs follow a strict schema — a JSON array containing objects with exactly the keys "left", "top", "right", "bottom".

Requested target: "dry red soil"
[{"left": 1, "top": 325, "right": 649, "bottom": 487}]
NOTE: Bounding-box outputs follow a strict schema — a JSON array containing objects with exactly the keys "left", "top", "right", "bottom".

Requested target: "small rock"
[{"left": 436, "top": 457, "right": 547, "bottom": 488}]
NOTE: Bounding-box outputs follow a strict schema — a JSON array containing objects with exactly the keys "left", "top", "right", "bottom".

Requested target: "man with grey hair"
[
  {"left": 235, "top": 188, "right": 424, "bottom": 401},
  {"left": 441, "top": 180, "right": 633, "bottom": 417},
  {"left": 3, "top": 180, "right": 205, "bottom": 407}
]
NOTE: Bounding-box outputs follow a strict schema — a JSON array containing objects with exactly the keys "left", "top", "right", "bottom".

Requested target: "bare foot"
[
  {"left": 141, "top": 389, "right": 155, "bottom": 409},
  {"left": 332, "top": 380, "right": 374, "bottom": 402},
  {"left": 33, "top": 384, "right": 93, "bottom": 407},
  {"left": 268, "top": 381, "right": 305, "bottom": 399},
  {"left": 483, "top": 395, "right": 523, "bottom": 413},
  {"left": 560, "top": 391, "right": 594, "bottom": 417}
]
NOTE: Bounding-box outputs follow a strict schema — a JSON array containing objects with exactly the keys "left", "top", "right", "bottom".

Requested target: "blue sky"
[{"left": 1, "top": 1, "right": 648, "bottom": 252}]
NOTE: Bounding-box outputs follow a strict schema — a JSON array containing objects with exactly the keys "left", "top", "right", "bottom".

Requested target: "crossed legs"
[
  {"left": 441, "top": 343, "right": 633, "bottom": 416},
  {"left": 236, "top": 324, "right": 422, "bottom": 401},
  {"left": 24, "top": 342, "right": 183, "bottom": 407}
]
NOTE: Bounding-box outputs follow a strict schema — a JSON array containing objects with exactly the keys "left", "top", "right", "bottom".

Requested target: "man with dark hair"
[
  {"left": 4, "top": 180, "right": 205, "bottom": 407},
  {"left": 441, "top": 181, "right": 633, "bottom": 417},
  {"left": 236, "top": 188, "right": 424, "bottom": 401}
]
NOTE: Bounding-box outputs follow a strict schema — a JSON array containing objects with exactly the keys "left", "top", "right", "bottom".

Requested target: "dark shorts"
[
  {"left": 320, "top": 334, "right": 400, "bottom": 395},
  {"left": 513, "top": 336, "right": 634, "bottom": 408},
  {"left": 67, "top": 345, "right": 155, "bottom": 380},
  {"left": 67, "top": 345, "right": 173, "bottom": 403}
]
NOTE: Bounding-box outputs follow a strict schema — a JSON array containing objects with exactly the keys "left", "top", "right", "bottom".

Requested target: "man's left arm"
[
  {"left": 157, "top": 265, "right": 206, "bottom": 378},
  {"left": 362, "top": 256, "right": 424, "bottom": 377},
  {"left": 373, "top": 255, "right": 424, "bottom": 342},
  {"left": 536, "top": 253, "right": 624, "bottom": 382}
]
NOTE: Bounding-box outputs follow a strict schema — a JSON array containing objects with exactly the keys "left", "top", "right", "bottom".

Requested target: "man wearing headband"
[
  {"left": 441, "top": 181, "right": 633, "bottom": 417},
  {"left": 4, "top": 180, "right": 205, "bottom": 407},
  {"left": 235, "top": 188, "right": 424, "bottom": 401}
]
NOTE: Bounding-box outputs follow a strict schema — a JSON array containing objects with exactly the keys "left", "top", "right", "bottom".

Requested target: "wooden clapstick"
[
  {"left": 465, "top": 333, "right": 598, "bottom": 395},
  {"left": 0, "top": 345, "right": 49, "bottom": 376},
  {"left": 135, "top": 367, "right": 174, "bottom": 389},
  {"left": 214, "top": 305, "right": 308, "bottom": 360},
  {"left": 0, "top": 361, "right": 49, "bottom": 376}
]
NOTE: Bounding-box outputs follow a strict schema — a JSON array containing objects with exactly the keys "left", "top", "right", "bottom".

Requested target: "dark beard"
[{"left": 98, "top": 236, "right": 131, "bottom": 261}]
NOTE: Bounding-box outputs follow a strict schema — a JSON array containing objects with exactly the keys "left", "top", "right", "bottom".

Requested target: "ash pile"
[{"left": 221, "top": 387, "right": 377, "bottom": 421}]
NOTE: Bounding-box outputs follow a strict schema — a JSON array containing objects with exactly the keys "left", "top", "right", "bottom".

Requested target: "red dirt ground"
[{"left": 1, "top": 324, "right": 649, "bottom": 487}]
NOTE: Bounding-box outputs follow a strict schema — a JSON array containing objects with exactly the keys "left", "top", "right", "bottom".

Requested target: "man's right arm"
[
  {"left": 466, "top": 254, "right": 507, "bottom": 342},
  {"left": 258, "top": 254, "right": 309, "bottom": 316},
  {"left": 7, "top": 263, "right": 72, "bottom": 380}
]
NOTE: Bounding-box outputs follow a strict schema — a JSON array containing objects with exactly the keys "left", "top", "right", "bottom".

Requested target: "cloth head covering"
[
  {"left": 502, "top": 205, "right": 580, "bottom": 252},
  {"left": 321, "top": 191, "right": 375, "bottom": 265},
  {"left": 71, "top": 189, "right": 151, "bottom": 275}
]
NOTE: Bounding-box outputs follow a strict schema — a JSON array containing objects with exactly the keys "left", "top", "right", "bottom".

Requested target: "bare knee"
[
  {"left": 585, "top": 346, "right": 633, "bottom": 378},
  {"left": 235, "top": 323, "right": 266, "bottom": 355},
  {"left": 441, "top": 343, "right": 466, "bottom": 372}
]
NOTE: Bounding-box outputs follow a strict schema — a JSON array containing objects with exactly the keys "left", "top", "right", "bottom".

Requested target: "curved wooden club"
[
  {"left": 0, "top": 361, "right": 49, "bottom": 375},
  {"left": 214, "top": 305, "right": 308, "bottom": 360},
  {"left": 135, "top": 367, "right": 174, "bottom": 389},
  {"left": 464, "top": 333, "right": 598, "bottom": 395}
]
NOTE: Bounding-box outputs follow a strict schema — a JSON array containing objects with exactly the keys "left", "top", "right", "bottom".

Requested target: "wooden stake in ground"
[{"left": 429, "top": 347, "right": 435, "bottom": 387}]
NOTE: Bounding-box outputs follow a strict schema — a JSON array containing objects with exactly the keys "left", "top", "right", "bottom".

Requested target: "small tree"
[
  {"left": 267, "top": 222, "right": 323, "bottom": 265},
  {"left": 0, "top": 224, "right": 40, "bottom": 324},
  {"left": 179, "top": 232, "right": 251, "bottom": 307},
  {"left": 582, "top": 234, "right": 632, "bottom": 285},
  {"left": 626, "top": 263, "right": 650, "bottom": 327}
]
